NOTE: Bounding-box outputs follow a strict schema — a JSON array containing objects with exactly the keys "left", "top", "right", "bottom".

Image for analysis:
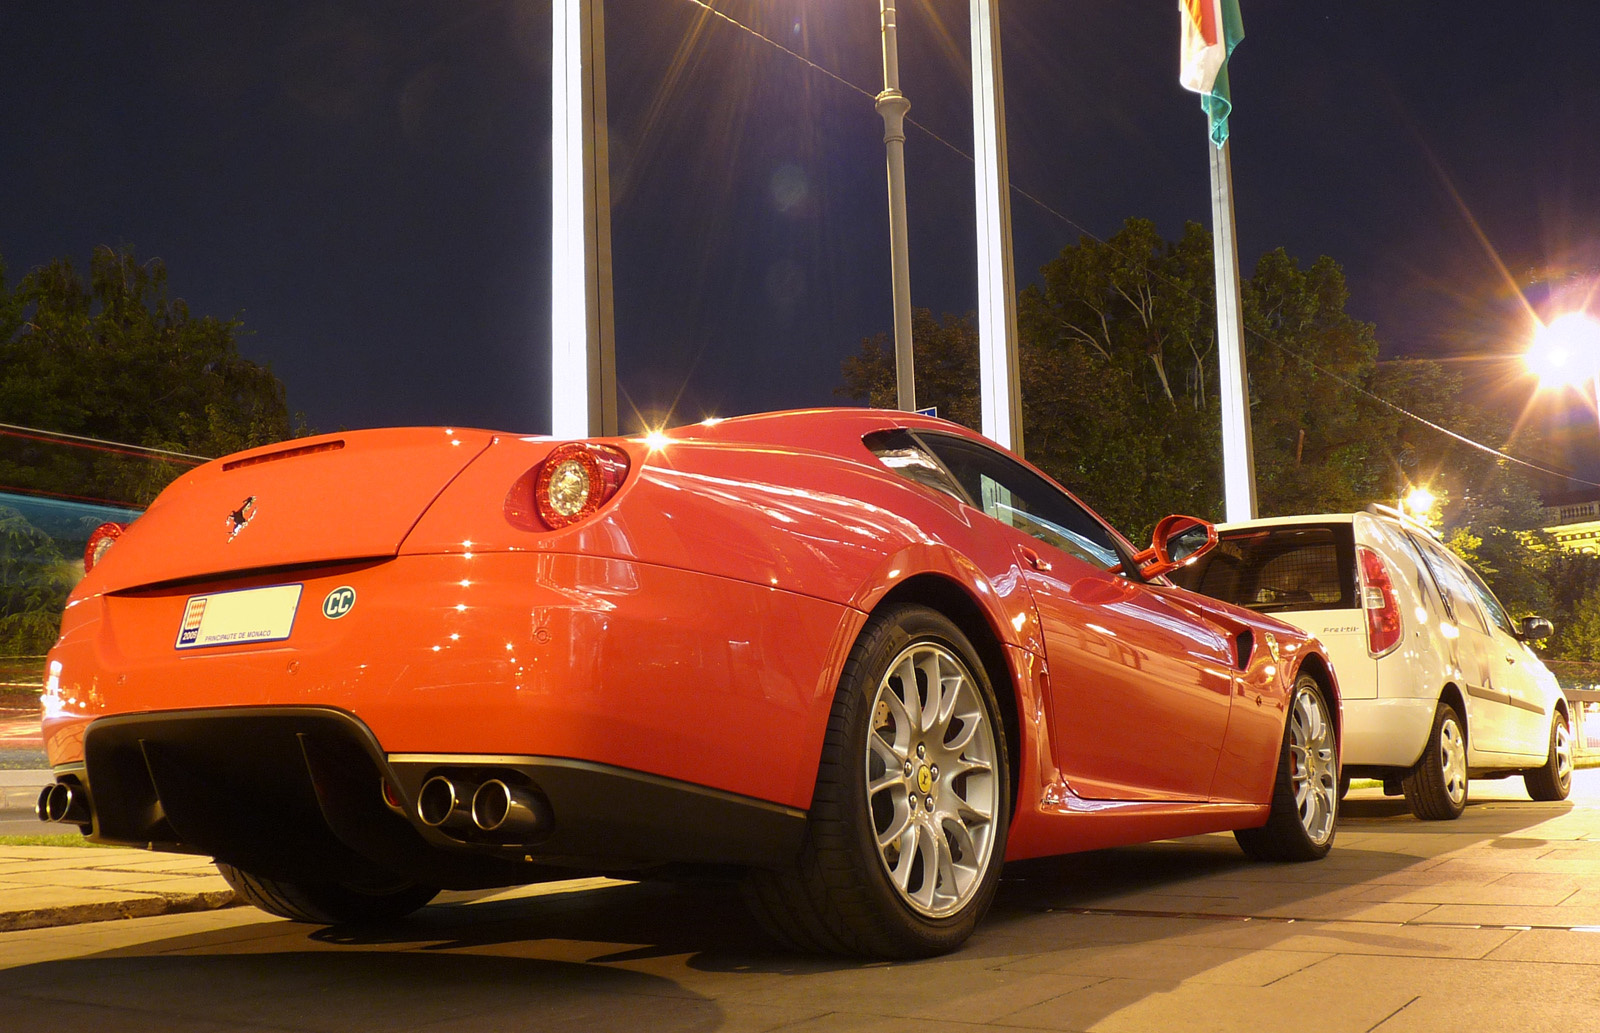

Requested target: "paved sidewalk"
[
  {"left": 0, "top": 844, "right": 239, "bottom": 932},
  {"left": 2, "top": 773, "right": 1599, "bottom": 1032}
]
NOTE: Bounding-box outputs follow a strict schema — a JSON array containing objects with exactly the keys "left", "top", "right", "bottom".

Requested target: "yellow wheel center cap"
[{"left": 917, "top": 765, "right": 933, "bottom": 794}]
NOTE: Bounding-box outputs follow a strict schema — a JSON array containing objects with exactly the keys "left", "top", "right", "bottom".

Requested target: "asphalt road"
[{"left": 3, "top": 772, "right": 1599, "bottom": 1032}]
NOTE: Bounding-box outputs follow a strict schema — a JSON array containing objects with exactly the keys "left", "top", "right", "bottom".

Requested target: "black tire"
[
  {"left": 1235, "top": 673, "right": 1339, "bottom": 862},
  {"left": 1338, "top": 773, "right": 1351, "bottom": 801},
  {"left": 744, "top": 604, "right": 1011, "bottom": 958},
  {"left": 1402, "top": 702, "right": 1468, "bottom": 820},
  {"left": 1524, "top": 712, "right": 1573, "bottom": 802},
  {"left": 217, "top": 862, "right": 438, "bottom": 925}
]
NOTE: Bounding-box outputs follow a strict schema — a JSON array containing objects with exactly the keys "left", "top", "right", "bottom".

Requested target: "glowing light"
[
  {"left": 461, "top": 540, "right": 475, "bottom": 549},
  {"left": 1441, "top": 623, "right": 1460, "bottom": 640},
  {"left": 1527, "top": 312, "right": 1600, "bottom": 389},
  {"left": 642, "top": 429, "right": 671, "bottom": 451},
  {"left": 1403, "top": 486, "right": 1436, "bottom": 517},
  {"left": 455, "top": 604, "right": 467, "bottom": 612},
  {"left": 432, "top": 645, "right": 442, "bottom": 652},
  {"left": 458, "top": 580, "right": 472, "bottom": 587},
  {"left": 450, "top": 633, "right": 460, "bottom": 641},
  {"left": 701, "top": 416, "right": 724, "bottom": 426}
]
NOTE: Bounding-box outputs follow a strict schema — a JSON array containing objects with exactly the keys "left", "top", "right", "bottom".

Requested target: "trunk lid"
[{"left": 88, "top": 428, "right": 494, "bottom": 592}]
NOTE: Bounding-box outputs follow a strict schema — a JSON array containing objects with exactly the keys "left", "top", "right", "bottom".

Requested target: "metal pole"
[
  {"left": 970, "top": 0, "right": 1023, "bottom": 456},
  {"left": 877, "top": 1, "right": 916, "bottom": 412},
  {"left": 551, "top": 0, "right": 618, "bottom": 438},
  {"left": 1209, "top": 138, "right": 1258, "bottom": 520}
]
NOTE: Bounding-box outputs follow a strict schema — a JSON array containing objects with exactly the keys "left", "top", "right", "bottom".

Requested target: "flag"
[{"left": 1179, "top": 0, "right": 1245, "bottom": 147}]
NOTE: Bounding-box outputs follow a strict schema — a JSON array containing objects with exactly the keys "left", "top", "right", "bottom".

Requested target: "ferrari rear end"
[{"left": 37, "top": 426, "right": 860, "bottom": 908}]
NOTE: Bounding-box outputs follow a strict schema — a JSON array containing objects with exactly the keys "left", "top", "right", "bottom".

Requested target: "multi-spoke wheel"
[
  {"left": 866, "top": 640, "right": 1001, "bottom": 919},
  {"left": 1235, "top": 673, "right": 1338, "bottom": 861},
  {"left": 1403, "top": 702, "right": 1468, "bottom": 820},
  {"left": 744, "top": 604, "right": 1010, "bottom": 958},
  {"left": 1524, "top": 711, "right": 1573, "bottom": 802}
]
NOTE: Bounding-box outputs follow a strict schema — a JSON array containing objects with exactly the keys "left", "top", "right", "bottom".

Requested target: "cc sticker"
[{"left": 322, "top": 586, "right": 356, "bottom": 620}]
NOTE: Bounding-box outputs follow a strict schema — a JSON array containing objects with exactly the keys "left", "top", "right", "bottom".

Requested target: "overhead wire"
[{"left": 678, "top": 0, "right": 1600, "bottom": 490}]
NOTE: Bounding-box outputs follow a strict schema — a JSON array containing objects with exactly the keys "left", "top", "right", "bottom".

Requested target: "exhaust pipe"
[
  {"left": 471, "top": 779, "right": 552, "bottom": 838},
  {"left": 416, "top": 774, "right": 478, "bottom": 830},
  {"left": 36, "top": 782, "right": 92, "bottom": 825}
]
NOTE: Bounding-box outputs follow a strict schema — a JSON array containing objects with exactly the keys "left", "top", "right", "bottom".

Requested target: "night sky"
[{"left": 4, "top": 2, "right": 1599, "bottom": 477}]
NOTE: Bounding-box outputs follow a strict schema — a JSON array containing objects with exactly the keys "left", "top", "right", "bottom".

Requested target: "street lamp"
[{"left": 1526, "top": 312, "right": 1600, "bottom": 437}]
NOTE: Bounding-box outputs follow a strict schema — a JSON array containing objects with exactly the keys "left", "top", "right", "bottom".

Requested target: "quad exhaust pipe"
[
  {"left": 416, "top": 774, "right": 551, "bottom": 841},
  {"left": 35, "top": 782, "right": 93, "bottom": 826}
]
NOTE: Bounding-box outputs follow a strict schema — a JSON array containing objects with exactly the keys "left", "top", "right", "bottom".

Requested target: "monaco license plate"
[{"left": 175, "top": 584, "right": 303, "bottom": 650}]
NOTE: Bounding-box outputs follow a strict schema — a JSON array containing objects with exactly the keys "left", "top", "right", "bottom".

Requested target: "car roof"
[{"left": 1214, "top": 513, "right": 1358, "bottom": 533}]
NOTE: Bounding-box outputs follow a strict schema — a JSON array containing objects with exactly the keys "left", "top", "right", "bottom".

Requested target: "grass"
[{"left": 0, "top": 834, "right": 116, "bottom": 848}]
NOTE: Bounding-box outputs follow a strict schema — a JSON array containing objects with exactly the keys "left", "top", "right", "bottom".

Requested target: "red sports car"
[{"left": 37, "top": 408, "right": 1340, "bottom": 956}]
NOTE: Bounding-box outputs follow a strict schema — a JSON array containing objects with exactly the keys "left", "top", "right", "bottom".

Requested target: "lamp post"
[{"left": 876, "top": 0, "right": 915, "bottom": 412}]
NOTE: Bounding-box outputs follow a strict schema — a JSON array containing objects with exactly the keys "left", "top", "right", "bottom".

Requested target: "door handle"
[{"left": 1020, "top": 547, "right": 1052, "bottom": 572}]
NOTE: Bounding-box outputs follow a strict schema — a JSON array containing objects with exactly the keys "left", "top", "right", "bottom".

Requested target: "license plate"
[{"left": 175, "top": 585, "right": 303, "bottom": 650}]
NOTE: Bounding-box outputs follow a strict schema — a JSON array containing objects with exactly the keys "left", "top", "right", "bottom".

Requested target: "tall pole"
[
  {"left": 551, "top": 0, "right": 618, "bottom": 438},
  {"left": 970, "top": 0, "right": 1023, "bottom": 456},
  {"left": 877, "top": 1, "right": 916, "bottom": 413},
  {"left": 1210, "top": 138, "right": 1258, "bottom": 520}
]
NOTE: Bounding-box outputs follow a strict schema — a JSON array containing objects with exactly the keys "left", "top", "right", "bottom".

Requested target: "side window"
[
  {"left": 1410, "top": 536, "right": 1489, "bottom": 635},
  {"left": 863, "top": 430, "right": 966, "bottom": 503},
  {"left": 918, "top": 434, "right": 1122, "bottom": 569},
  {"left": 1456, "top": 561, "right": 1515, "bottom": 637}
]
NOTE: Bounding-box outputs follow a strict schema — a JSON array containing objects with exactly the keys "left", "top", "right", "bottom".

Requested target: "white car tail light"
[{"left": 1357, "top": 545, "right": 1402, "bottom": 656}]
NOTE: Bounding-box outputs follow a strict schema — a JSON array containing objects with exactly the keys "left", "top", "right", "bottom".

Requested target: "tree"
[
  {"left": 0, "top": 245, "right": 297, "bottom": 507},
  {"left": 840, "top": 220, "right": 1399, "bottom": 539},
  {"left": 0, "top": 506, "right": 76, "bottom": 655}
]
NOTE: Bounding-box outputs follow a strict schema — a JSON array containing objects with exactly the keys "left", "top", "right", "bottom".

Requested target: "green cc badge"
[{"left": 322, "top": 586, "right": 356, "bottom": 620}]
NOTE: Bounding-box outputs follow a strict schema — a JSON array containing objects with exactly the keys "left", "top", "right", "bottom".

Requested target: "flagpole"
[{"left": 1209, "top": 136, "right": 1258, "bottom": 521}]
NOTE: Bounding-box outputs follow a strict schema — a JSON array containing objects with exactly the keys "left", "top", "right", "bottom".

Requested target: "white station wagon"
[{"left": 1173, "top": 507, "right": 1572, "bottom": 819}]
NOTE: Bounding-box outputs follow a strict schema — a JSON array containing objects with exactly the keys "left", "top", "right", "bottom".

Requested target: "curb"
[{"left": 0, "top": 888, "right": 241, "bottom": 933}]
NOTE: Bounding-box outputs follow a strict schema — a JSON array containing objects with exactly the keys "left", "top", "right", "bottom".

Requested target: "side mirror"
[
  {"left": 1130, "top": 514, "right": 1218, "bottom": 580},
  {"left": 1518, "top": 615, "right": 1554, "bottom": 642}
]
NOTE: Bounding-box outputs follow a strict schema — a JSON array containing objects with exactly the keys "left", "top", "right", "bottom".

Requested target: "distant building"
[{"left": 1542, "top": 496, "right": 1600, "bottom": 554}]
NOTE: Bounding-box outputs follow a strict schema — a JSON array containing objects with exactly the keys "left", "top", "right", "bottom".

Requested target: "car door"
[
  {"left": 1407, "top": 534, "right": 1513, "bottom": 753},
  {"left": 918, "top": 433, "right": 1237, "bottom": 802},
  {"left": 1456, "top": 560, "right": 1550, "bottom": 756}
]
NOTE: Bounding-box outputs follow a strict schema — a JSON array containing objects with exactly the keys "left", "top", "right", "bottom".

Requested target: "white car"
[{"left": 1172, "top": 506, "right": 1572, "bottom": 819}]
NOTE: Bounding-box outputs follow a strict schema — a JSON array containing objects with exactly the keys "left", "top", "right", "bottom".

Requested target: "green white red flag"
[{"left": 1179, "top": 0, "right": 1245, "bottom": 147}]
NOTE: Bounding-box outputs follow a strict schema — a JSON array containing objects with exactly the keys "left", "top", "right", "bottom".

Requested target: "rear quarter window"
[{"left": 1171, "top": 523, "right": 1356, "bottom": 613}]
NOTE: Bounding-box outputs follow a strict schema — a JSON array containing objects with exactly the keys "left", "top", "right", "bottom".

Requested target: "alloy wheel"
[
  {"left": 1289, "top": 685, "right": 1338, "bottom": 845},
  {"left": 865, "top": 641, "right": 1000, "bottom": 918}
]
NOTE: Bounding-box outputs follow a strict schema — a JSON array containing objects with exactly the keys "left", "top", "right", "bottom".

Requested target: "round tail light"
[{"left": 513, "top": 443, "right": 630, "bottom": 530}]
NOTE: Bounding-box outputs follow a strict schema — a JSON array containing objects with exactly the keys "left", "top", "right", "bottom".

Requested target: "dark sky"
[{"left": 4, "top": 2, "right": 1599, "bottom": 476}]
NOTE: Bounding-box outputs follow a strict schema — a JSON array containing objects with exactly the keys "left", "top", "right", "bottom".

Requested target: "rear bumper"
[
  {"left": 50, "top": 706, "right": 805, "bottom": 888},
  {"left": 44, "top": 551, "right": 862, "bottom": 810},
  {"left": 1340, "top": 696, "right": 1437, "bottom": 769}
]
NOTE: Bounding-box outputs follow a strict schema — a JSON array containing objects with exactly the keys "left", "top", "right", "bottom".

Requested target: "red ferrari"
[{"left": 37, "top": 408, "right": 1340, "bottom": 957}]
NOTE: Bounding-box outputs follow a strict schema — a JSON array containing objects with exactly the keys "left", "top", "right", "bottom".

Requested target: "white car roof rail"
[{"left": 1364, "top": 502, "right": 1443, "bottom": 541}]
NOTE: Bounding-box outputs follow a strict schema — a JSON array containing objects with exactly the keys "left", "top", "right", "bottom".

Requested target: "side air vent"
[
  {"left": 1233, "top": 630, "right": 1253, "bottom": 670},
  {"left": 223, "top": 440, "right": 345, "bottom": 471}
]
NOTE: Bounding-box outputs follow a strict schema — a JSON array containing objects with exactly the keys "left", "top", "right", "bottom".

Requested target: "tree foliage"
[
  {"left": 0, "top": 245, "right": 296, "bottom": 507},
  {"left": 841, "top": 219, "right": 1402, "bottom": 538}
]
